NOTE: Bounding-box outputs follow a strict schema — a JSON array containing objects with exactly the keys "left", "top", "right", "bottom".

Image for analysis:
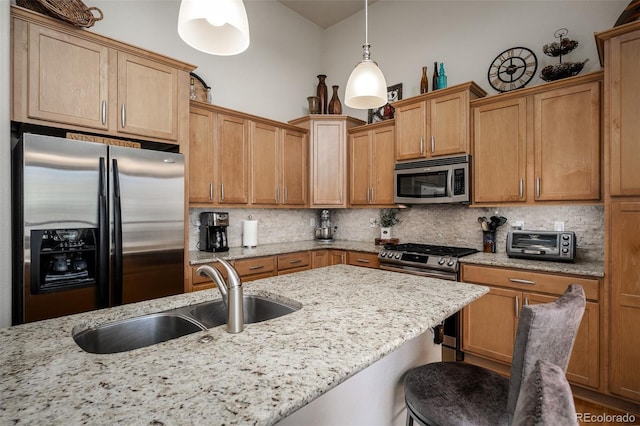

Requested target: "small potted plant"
[{"left": 379, "top": 208, "right": 401, "bottom": 239}]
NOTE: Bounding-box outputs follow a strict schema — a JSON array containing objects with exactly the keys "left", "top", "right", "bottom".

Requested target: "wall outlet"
[
  {"left": 513, "top": 220, "right": 524, "bottom": 230},
  {"left": 369, "top": 218, "right": 377, "bottom": 228},
  {"left": 554, "top": 221, "right": 565, "bottom": 231}
]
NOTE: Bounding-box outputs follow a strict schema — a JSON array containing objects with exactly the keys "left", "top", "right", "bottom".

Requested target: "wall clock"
[{"left": 488, "top": 47, "right": 538, "bottom": 92}]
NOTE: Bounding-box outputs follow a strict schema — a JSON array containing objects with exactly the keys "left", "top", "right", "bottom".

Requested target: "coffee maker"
[{"left": 199, "top": 212, "right": 229, "bottom": 252}]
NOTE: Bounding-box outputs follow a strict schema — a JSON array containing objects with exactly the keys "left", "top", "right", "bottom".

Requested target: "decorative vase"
[
  {"left": 316, "top": 74, "right": 328, "bottom": 114},
  {"left": 307, "top": 96, "right": 321, "bottom": 114},
  {"left": 381, "top": 227, "right": 392, "bottom": 239},
  {"left": 437, "top": 63, "right": 448, "bottom": 89},
  {"left": 432, "top": 62, "right": 439, "bottom": 91},
  {"left": 328, "top": 85, "right": 342, "bottom": 114},
  {"left": 420, "top": 66, "right": 428, "bottom": 94}
]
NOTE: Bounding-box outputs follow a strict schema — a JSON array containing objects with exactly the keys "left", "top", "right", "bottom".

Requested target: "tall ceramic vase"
[
  {"left": 328, "top": 85, "right": 342, "bottom": 114},
  {"left": 316, "top": 74, "right": 328, "bottom": 114}
]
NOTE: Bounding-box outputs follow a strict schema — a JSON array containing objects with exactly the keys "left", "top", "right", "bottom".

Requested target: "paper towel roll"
[{"left": 242, "top": 219, "right": 258, "bottom": 247}]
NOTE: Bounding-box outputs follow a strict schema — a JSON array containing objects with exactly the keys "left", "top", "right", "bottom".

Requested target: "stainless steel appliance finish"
[
  {"left": 506, "top": 230, "right": 576, "bottom": 262},
  {"left": 378, "top": 242, "right": 478, "bottom": 360},
  {"left": 315, "top": 209, "right": 336, "bottom": 242},
  {"left": 394, "top": 155, "right": 471, "bottom": 205},
  {"left": 13, "top": 133, "right": 185, "bottom": 324}
]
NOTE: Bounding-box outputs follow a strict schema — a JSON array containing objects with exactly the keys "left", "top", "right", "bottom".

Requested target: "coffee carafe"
[
  {"left": 199, "top": 212, "right": 229, "bottom": 252},
  {"left": 315, "top": 209, "right": 336, "bottom": 242}
]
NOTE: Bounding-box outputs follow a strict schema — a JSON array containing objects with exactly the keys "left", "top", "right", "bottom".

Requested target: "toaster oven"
[{"left": 506, "top": 230, "right": 576, "bottom": 262}]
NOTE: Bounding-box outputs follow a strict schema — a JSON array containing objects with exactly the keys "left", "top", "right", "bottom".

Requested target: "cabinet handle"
[
  {"left": 509, "top": 278, "right": 536, "bottom": 285},
  {"left": 419, "top": 138, "right": 424, "bottom": 155},
  {"left": 284, "top": 187, "right": 288, "bottom": 203},
  {"left": 356, "top": 258, "right": 371, "bottom": 263},
  {"left": 249, "top": 265, "right": 265, "bottom": 270},
  {"left": 121, "top": 104, "right": 126, "bottom": 128},
  {"left": 221, "top": 183, "right": 225, "bottom": 201},
  {"left": 524, "top": 297, "right": 529, "bottom": 306},
  {"left": 209, "top": 183, "right": 213, "bottom": 201},
  {"left": 340, "top": 190, "right": 343, "bottom": 203},
  {"left": 431, "top": 135, "right": 435, "bottom": 153},
  {"left": 101, "top": 100, "right": 106, "bottom": 125},
  {"left": 519, "top": 178, "right": 524, "bottom": 200},
  {"left": 535, "top": 177, "right": 540, "bottom": 198},
  {"left": 370, "top": 187, "right": 375, "bottom": 203},
  {"left": 289, "top": 259, "right": 302, "bottom": 264},
  {"left": 515, "top": 296, "right": 520, "bottom": 318},
  {"left": 276, "top": 186, "right": 280, "bottom": 203}
]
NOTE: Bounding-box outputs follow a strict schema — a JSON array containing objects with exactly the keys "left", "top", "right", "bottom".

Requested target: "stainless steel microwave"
[{"left": 394, "top": 155, "right": 471, "bottom": 204}]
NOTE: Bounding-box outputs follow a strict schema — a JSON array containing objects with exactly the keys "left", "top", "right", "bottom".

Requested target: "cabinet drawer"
[
  {"left": 461, "top": 264, "right": 599, "bottom": 301},
  {"left": 234, "top": 256, "right": 276, "bottom": 277},
  {"left": 347, "top": 251, "right": 380, "bottom": 269},
  {"left": 277, "top": 252, "right": 311, "bottom": 271},
  {"left": 191, "top": 262, "right": 229, "bottom": 291}
]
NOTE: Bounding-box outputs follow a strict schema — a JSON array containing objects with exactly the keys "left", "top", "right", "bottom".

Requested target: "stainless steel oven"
[{"left": 378, "top": 243, "right": 478, "bottom": 361}]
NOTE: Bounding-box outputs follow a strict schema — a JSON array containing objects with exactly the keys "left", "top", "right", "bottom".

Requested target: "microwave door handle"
[{"left": 448, "top": 171, "right": 453, "bottom": 197}]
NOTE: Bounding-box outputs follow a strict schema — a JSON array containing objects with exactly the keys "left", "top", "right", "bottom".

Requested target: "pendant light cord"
[{"left": 363, "top": 0, "right": 371, "bottom": 61}]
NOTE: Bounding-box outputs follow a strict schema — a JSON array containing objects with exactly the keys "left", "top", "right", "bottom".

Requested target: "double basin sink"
[{"left": 73, "top": 295, "right": 300, "bottom": 354}]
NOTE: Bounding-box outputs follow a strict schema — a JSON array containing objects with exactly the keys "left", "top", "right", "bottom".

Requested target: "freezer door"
[
  {"left": 22, "top": 134, "right": 106, "bottom": 232},
  {"left": 109, "top": 146, "right": 184, "bottom": 305}
]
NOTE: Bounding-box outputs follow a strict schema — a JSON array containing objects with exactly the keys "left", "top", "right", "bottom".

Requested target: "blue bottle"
[{"left": 437, "top": 63, "right": 447, "bottom": 89}]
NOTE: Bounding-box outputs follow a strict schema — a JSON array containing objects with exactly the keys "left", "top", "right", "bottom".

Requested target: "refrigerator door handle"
[
  {"left": 112, "top": 158, "right": 123, "bottom": 305},
  {"left": 97, "top": 157, "right": 110, "bottom": 308}
]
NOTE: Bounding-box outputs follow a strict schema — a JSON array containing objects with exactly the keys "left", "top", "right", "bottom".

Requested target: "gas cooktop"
[{"left": 382, "top": 243, "right": 478, "bottom": 258}]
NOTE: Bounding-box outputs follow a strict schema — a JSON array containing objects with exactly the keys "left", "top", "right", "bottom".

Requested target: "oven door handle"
[{"left": 379, "top": 264, "right": 457, "bottom": 281}]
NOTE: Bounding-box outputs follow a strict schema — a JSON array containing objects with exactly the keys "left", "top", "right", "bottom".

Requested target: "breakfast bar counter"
[{"left": 0, "top": 265, "right": 487, "bottom": 425}]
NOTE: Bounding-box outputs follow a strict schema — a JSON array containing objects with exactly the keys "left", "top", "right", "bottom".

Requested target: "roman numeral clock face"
[{"left": 488, "top": 47, "right": 538, "bottom": 92}]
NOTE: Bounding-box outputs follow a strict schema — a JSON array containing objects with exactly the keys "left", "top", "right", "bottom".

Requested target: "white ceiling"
[{"left": 277, "top": 0, "right": 378, "bottom": 29}]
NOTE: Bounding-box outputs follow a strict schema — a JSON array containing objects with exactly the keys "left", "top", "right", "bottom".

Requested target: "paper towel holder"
[{"left": 242, "top": 215, "right": 258, "bottom": 248}]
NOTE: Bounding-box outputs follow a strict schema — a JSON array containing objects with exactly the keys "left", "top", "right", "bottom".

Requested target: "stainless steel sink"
[
  {"left": 73, "top": 313, "right": 206, "bottom": 354},
  {"left": 186, "top": 294, "right": 299, "bottom": 328}
]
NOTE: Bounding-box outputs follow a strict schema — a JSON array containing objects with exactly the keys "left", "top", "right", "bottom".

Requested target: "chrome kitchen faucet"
[{"left": 196, "top": 259, "right": 244, "bottom": 333}]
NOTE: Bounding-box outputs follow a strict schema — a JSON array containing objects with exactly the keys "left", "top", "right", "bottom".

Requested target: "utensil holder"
[{"left": 483, "top": 230, "right": 497, "bottom": 253}]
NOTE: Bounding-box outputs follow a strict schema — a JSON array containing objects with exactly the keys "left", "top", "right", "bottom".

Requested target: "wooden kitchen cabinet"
[
  {"left": 346, "top": 251, "right": 380, "bottom": 269},
  {"left": 311, "top": 250, "right": 329, "bottom": 268},
  {"left": 348, "top": 122, "right": 395, "bottom": 206},
  {"left": 461, "top": 264, "right": 601, "bottom": 389},
  {"left": 471, "top": 72, "right": 602, "bottom": 205},
  {"left": 217, "top": 114, "right": 250, "bottom": 204},
  {"left": 329, "top": 250, "right": 347, "bottom": 265},
  {"left": 393, "top": 82, "right": 486, "bottom": 161},
  {"left": 11, "top": 6, "right": 193, "bottom": 144},
  {"left": 190, "top": 262, "right": 228, "bottom": 292},
  {"left": 251, "top": 123, "right": 308, "bottom": 206},
  {"left": 288, "top": 115, "right": 365, "bottom": 208},
  {"left": 597, "top": 23, "right": 640, "bottom": 196},
  {"left": 234, "top": 256, "right": 276, "bottom": 282},
  {"left": 188, "top": 106, "right": 215, "bottom": 203},
  {"left": 608, "top": 200, "right": 640, "bottom": 401},
  {"left": 277, "top": 252, "right": 311, "bottom": 275},
  {"left": 597, "top": 21, "right": 640, "bottom": 404}
]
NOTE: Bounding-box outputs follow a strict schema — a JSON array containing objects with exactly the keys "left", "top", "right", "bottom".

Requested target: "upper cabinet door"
[
  {"left": 395, "top": 101, "right": 426, "bottom": 160},
  {"left": 282, "top": 129, "right": 307, "bottom": 206},
  {"left": 533, "top": 81, "right": 601, "bottom": 201},
  {"left": 430, "top": 91, "right": 469, "bottom": 157},
  {"left": 609, "top": 29, "right": 640, "bottom": 196},
  {"left": 349, "top": 130, "right": 372, "bottom": 205},
  {"left": 216, "top": 114, "right": 249, "bottom": 204},
  {"left": 26, "top": 23, "right": 110, "bottom": 130},
  {"left": 473, "top": 97, "right": 527, "bottom": 204},
  {"left": 250, "top": 122, "right": 280, "bottom": 205},
  {"left": 188, "top": 107, "right": 215, "bottom": 204},
  {"left": 371, "top": 124, "right": 395, "bottom": 205},
  {"left": 117, "top": 52, "right": 179, "bottom": 141}
]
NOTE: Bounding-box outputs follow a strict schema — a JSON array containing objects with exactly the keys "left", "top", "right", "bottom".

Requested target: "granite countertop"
[
  {"left": 0, "top": 265, "right": 488, "bottom": 425},
  {"left": 190, "top": 240, "right": 604, "bottom": 278}
]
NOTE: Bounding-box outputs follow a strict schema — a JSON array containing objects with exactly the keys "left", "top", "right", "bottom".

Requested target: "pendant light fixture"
[
  {"left": 344, "top": 0, "right": 387, "bottom": 109},
  {"left": 178, "top": 0, "right": 250, "bottom": 56}
]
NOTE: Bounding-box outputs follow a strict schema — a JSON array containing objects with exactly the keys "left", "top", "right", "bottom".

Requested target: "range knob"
[
  {"left": 380, "top": 252, "right": 387, "bottom": 257},
  {"left": 438, "top": 257, "right": 446, "bottom": 265},
  {"left": 395, "top": 253, "right": 402, "bottom": 259},
  {"left": 447, "top": 259, "right": 455, "bottom": 267}
]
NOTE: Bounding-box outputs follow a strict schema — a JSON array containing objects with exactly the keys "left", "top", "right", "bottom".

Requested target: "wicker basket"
[{"left": 17, "top": 0, "right": 103, "bottom": 28}]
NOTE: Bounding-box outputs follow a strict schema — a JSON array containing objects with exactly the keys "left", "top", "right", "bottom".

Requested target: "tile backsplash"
[{"left": 189, "top": 205, "right": 603, "bottom": 263}]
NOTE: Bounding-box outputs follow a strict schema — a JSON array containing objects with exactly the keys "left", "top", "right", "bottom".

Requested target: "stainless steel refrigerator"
[{"left": 13, "top": 133, "right": 185, "bottom": 324}]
